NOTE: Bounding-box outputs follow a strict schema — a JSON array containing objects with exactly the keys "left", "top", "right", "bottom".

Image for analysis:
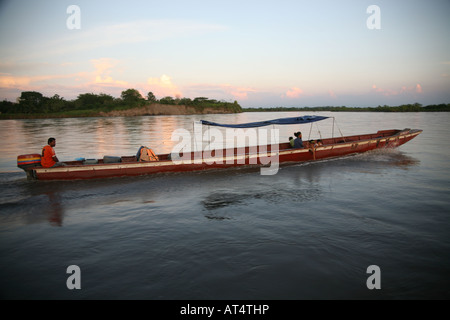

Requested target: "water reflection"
[
  {"left": 45, "top": 192, "right": 64, "bottom": 227},
  {"left": 202, "top": 192, "right": 247, "bottom": 211},
  {"left": 199, "top": 149, "right": 420, "bottom": 220},
  {"left": 200, "top": 164, "right": 325, "bottom": 220},
  {"left": 0, "top": 185, "right": 65, "bottom": 227},
  {"left": 342, "top": 149, "right": 421, "bottom": 172}
]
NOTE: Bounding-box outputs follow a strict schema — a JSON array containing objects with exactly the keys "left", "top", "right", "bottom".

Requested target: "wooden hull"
[{"left": 20, "top": 128, "right": 422, "bottom": 181}]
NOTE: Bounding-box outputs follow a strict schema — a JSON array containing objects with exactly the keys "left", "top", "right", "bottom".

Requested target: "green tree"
[
  {"left": 75, "top": 93, "right": 100, "bottom": 109},
  {"left": 76, "top": 93, "right": 94, "bottom": 104},
  {"left": 75, "top": 93, "right": 115, "bottom": 110},
  {"left": 147, "top": 91, "right": 156, "bottom": 102},
  {"left": 159, "top": 96, "right": 175, "bottom": 104},
  {"left": 179, "top": 98, "right": 192, "bottom": 105},
  {"left": 121, "top": 88, "right": 143, "bottom": 104},
  {"left": 0, "top": 99, "right": 15, "bottom": 114},
  {"left": 97, "top": 93, "right": 115, "bottom": 106},
  {"left": 193, "top": 97, "right": 208, "bottom": 104},
  {"left": 49, "top": 94, "right": 66, "bottom": 112},
  {"left": 40, "top": 94, "right": 66, "bottom": 113},
  {"left": 18, "top": 91, "right": 44, "bottom": 113}
]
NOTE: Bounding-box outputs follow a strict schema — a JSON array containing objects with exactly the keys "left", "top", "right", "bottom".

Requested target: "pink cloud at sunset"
[
  {"left": 146, "top": 74, "right": 182, "bottom": 98},
  {"left": 0, "top": 74, "right": 32, "bottom": 88},
  {"left": 415, "top": 84, "right": 423, "bottom": 94},
  {"left": 0, "top": 72, "right": 89, "bottom": 91},
  {"left": 371, "top": 84, "right": 423, "bottom": 96},
  {"left": 285, "top": 87, "right": 303, "bottom": 99},
  {"left": 229, "top": 86, "right": 256, "bottom": 100},
  {"left": 179, "top": 83, "right": 256, "bottom": 101},
  {"left": 91, "top": 58, "right": 128, "bottom": 87},
  {"left": 329, "top": 90, "right": 337, "bottom": 99}
]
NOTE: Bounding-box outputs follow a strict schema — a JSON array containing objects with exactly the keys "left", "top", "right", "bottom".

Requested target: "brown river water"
[{"left": 0, "top": 111, "right": 449, "bottom": 300}]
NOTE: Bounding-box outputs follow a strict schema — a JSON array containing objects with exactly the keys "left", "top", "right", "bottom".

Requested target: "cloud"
[
  {"left": 285, "top": 87, "right": 303, "bottom": 98},
  {"left": 0, "top": 72, "right": 87, "bottom": 90},
  {"left": 182, "top": 83, "right": 256, "bottom": 101},
  {"left": 229, "top": 86, "right": 256, "bottom": 100},
  {"left": 15, "top": 20, "right": 228, "bottom": 61},
  {"left": 0, "top": 58, "right": 132, "bottom": 100},
  {"left": 147, "top": 74, "right": 182, "bottom": 98},
  {"left": 328, "top": 90, "right": 337, "bottom": 99},
  {"left": 0, "top": 74, "right": 31, "bottom": 88},
  {"left": 0, "top": 58, "right": 186, "bottom": 101},
  {"left": 372, "top": 84, "right": 396, "bottom": 96},
  {"left": 91, "top": 58, "right": 128, "bottom": 86},
  {"left": 415, "top": 84, "right": 423, "bottom": 93},
  {"left": 371, "top": 84, "right": 423, "bottom": 96}
]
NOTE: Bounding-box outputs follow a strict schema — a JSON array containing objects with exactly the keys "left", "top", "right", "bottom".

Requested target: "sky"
[{"left": 0, "top": 0, "right": 449, "bottom": 108}]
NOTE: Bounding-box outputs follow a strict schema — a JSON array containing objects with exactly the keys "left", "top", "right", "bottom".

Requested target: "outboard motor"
[{"left": 17, "top": 154, "right": 41, "bottom": 169}]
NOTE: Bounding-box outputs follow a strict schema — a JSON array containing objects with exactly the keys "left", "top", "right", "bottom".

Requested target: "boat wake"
[
  {"left": 286, "top": 148, "right": 419, "bottom": 171},
  {"left": 348, "top": 148, "right": 420, "bottom": 168}
]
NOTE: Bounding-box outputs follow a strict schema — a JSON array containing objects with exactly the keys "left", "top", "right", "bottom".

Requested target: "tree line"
[
  {"left": 0, "top": 89, "right": 242, "bottom": 117},
  {"left": 243, "top": 103, "right": 450, "bottom": 112}
]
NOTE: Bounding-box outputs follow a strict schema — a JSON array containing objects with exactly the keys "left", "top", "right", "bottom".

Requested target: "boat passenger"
[
  {"left": 41, "top": 138, "right": 65, "bottom": 168},
  {"left": 289, "top": 136, "right": 295, "bottom": 148},
  {"left": 314, "top": 139, "right": 323, "bottom": 148},
  {"left": 293, "top": 132, "right": 304, "bottom": 148}
]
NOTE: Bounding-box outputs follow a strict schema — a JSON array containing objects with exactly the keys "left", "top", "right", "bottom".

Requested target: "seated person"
[
  {"left": 289, "top": 136, "right": 295, "bottom": 148},
  {"left": 314, "top": 139, "right": 323, "bottom": 148},
  {"left": 41, "top": 137, "right": 65, "bottom": 168},
  {"left": 293, "top": 132, "right": 303, "bottom": 148}
]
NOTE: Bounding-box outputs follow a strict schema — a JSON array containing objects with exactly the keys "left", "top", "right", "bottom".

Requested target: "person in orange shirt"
[{"left": 41, "top": 137, "right": 63, "bottom": 168}]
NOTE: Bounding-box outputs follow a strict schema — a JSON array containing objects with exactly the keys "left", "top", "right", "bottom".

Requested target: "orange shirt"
[{"left": 41, "top": 145, "right": 56, "bottom": 168}]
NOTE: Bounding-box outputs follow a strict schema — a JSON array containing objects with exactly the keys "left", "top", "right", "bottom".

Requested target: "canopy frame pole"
[
  {"left": 308, "top": 122, "right": 313, "bottom": 140},
  {"left": 332, "top": 117, "right": 335, "bottom": 143},
  {"left": 206, "top": 124, "right": 210, "bottom": 150},
  {"left": 316, "top": 122, "right": 323, "bottom": 140},
  {"left": 272, "top": 124, "right": 275, "bottom": 148},
  {"left": 194, "top": 121, "right": 205, "bottom": 153},
  {"left": 193, "top": 122, "right": 195, "bottom": 148},
  {"left": 333, "top": 117, "right": 346, "bottom": 142}
]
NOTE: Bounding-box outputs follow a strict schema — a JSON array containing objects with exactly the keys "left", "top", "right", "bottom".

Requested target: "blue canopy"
[{"left": 200, "top": 115, "right": 329, "bottom": 128}]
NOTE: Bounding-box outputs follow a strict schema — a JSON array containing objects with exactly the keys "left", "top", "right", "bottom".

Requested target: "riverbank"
[
  {"left": 0, "top": 90, "right": 243, "bottom": 119},
  {"left": 99, "top": 103, "right": 238, "bottom": 116},
  {"left": 243, "top": 103, "right": 450, "bottom": 112},
  {"left": 0, "top": 103, "right": 241, "bottom": 119}
]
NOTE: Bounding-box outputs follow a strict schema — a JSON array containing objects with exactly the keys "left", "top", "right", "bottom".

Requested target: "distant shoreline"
[
  {"left": 0, "top": 103, "right": 240, "bottom": 119},
  {"left": 0, "top": 90, "right": 243, "bottom": 119},
  {"left": 1, "top": 103, "right": 449, "bottom": 119},
  {"left": 243, "top": 103, "right": 450, "bottom": 113}
]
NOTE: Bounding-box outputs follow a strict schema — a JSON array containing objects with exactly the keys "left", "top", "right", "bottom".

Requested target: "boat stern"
[{"left": 17, "top": 154, "right": 41, "bottom": 180}]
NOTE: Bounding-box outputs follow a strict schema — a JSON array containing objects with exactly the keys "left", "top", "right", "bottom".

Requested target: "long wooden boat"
[{"left": 17, "top": 116, "right": 422, "bottom": 180}]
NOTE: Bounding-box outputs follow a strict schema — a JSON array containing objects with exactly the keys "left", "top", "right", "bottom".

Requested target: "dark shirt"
[{"left": 294, "top": 138, "right": 303, "bottom": 148}]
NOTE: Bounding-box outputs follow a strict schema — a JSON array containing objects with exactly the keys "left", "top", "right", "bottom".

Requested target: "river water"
[{"left": 0, "top": 112, "right": 449, "bottom": 300}]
